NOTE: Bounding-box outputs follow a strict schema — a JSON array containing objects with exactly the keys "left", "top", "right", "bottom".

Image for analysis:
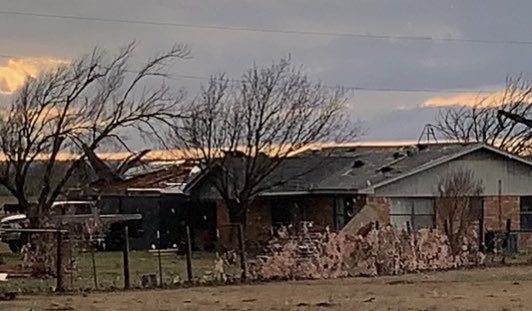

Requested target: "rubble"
[{"left": 250, "top": 224, "right": 483, "bottom": 280}]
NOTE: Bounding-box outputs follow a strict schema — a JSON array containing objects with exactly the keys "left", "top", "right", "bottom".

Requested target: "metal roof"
[{"left": 89, "top": 161, "right": 197, "bottom": 194}]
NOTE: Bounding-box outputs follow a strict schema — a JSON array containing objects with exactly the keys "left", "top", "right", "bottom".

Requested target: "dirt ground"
[{"left": 3, "top": 265, "right": 532, "bottom": 311}]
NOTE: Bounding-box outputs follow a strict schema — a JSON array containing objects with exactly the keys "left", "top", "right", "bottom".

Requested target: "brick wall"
[
  {"left": 304, "top": 197, "right": 335, "bottom": 231},
  {"left": 519, "top": 233, "right": 532, "bottom": 252},
  {"left": 215, "top": 201, "right": 234, "bottom": 250},
  {"left": 245, "top": 200, "right": 272, "bottom": 243},
  {"left": 341, "top": 196, "right": 390, "bottom": 234},
  {"left": 216, "top": 201, "right": 230, "bottom": 227},
  {"left": 483, "top": 196, "right": 520, "bottom": 231},
  {"left": 215, "top": 200, "right": 273, "bottom": 249},
  {"left": 244, "top": 196, "right": 335, "bottom": 241},
  {"left": 366, "top": 196, "right": 391, "bottom": 224}
]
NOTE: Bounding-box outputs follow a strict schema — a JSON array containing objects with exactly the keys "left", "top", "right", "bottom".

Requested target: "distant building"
[{"left": 70, "top": 160, "right": 217, "bottom": 251}]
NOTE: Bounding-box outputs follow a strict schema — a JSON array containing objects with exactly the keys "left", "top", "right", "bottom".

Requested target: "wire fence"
[
  {"left": 483, "top": 231, "right": 532, "bottom": 264},
  {"left": 0, "top": 225, "right": 228, "bottom": 293},
  {"left": 3, "top": 219, "right": 532, "bottom": 294}
]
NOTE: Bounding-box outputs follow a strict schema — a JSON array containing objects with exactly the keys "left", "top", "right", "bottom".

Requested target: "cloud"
[
  {"left": 0, "top": 57, "right": 67, "bottom": 95},
  {"left": 5, "top": 0, "right": 532, "bottom": 145},
  {"left": 422, "top": 90, "right": 509, "bottom": 108}
]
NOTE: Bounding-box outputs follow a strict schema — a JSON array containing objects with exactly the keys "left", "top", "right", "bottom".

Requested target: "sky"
[{"left": 1, "top": 0, "right": 532, "bottom": 146}]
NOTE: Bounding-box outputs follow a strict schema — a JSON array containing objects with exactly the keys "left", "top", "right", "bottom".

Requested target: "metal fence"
[
  {"left": 0, "top": 225, "right": 231, "bottom": 293},
  {"left": 482, "top": 218, "right": 532, "bottom": 264},
  {"left": 5, "top": 219, "right": 532, "bottom": 294}
]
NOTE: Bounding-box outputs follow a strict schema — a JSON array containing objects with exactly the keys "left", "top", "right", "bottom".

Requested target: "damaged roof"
[
  {"left": 234, "top": 143, "right": 532, "bottom": 195},
  {"left": 302, "top": 143, "right": 476, "bottom": 192},
  {"left": 90, "top": 161, "right": 198, "bottom": 194},
  {"left": 87, "top": 142, "right": 532, "bottom": 197}
]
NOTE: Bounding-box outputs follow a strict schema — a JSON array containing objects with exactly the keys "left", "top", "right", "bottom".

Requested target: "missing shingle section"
[
  {"left": 352, "top": 159, "right": 365, "bottom": 168},
  {"left": 378, "top": 165, "right": 393, "bottom": 173},
  {"left": 393, "top": 152, "right": 405, "bottom": 159}
]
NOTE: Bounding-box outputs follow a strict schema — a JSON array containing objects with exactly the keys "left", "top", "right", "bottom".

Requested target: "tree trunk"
[
  {"left": 228, "top": 201, "right": 248, "bottom": 228},
  {"left": 226, "top": 201, "right": 249, "bottom": 250},
  {"left": 27, "top": 201, "right": 48, "bottom": 228}
]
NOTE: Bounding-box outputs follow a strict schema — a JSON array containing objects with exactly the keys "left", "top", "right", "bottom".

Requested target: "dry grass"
[
  {"left": 3, "top": 265, "right": 532, "bottom": 310},
  {"left": 0, "top": 247, "right": 216, "bottom": 292}
]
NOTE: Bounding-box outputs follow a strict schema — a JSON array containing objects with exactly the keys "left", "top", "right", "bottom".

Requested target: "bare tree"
[
  {"left": 169, "top": 58, "right": 358, "bottom": 225},
  {"left": 433, "top": 76, "right": 532, "bottom": 154},
  {"left": 0, "top": 43, "right": 189, "bottom": 225},
  {"left": 435, "top": 169, "right": 483, "bottom": 254}
]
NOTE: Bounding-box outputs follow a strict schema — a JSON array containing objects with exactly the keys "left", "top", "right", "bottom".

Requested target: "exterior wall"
[
  {"left": 482, "top": 196, "right": 520, "bottom": 231},
  {"left": 480, "top": 196, "right": 532, "bottom": 253},
  {"left": 215, "top": 196, "right": 336, "bottom": 247},
  {"left": 215, "top": 202, "right": 234, "bottom": 250},
  {"left": 519, "top": 233, "right": 532, "bottom": 252},
  {"left": 367, "top": 196, "right": 391, "bottom": 224},
  {"left": 304, "top": 197, "right": 335, "bottom": 231},
  {"left": 246, "top": 196, "right": 335, "bottom": 238},
  {"left": 343, "top": 193, "right": 532, "bottom": 253},
  {"left": 342, "top": 196, "right": 390, "bottom": 234},
  {"left": 216, "top": 201, "right": 230, "bottom": 228},
  {"left": 246, "top": 200, "right": 272, "bottom": 243},
  {"left": 375, "top": 150, "right": 532, "bottom": 197}
]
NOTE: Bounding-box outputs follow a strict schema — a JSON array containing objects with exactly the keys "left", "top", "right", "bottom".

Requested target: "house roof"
[
  {"left": 89, "top": 161, "right": 197, "bottom": 194},
  {"left": 243, "top": 143, "right": 532, "bottom": 196}
]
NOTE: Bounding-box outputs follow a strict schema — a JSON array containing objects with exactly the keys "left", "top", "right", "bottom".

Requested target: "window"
[
  {"left": 334, "top": 197, "right": 360, "bottom": 229},
  {"left": 468, "top": 197, "right": 483, "bottom": 221},
  {"left": 390, "top": 198, "right": 434, "bottom": 230},
  {"left": 271, "top": 198, "right": 307, "bottom": 226},
  {"left": 520, "top": 196, "right": 532, "bottom": 230}
]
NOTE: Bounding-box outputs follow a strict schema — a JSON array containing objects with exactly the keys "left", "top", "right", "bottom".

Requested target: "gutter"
[{"left": 258, "top": 188, "right": 359, "bottom": 197}]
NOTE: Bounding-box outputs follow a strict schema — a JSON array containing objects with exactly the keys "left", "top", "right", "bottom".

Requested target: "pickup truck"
[
  {"left": 0, "top": 214, "right": 28, "bottom": 252},
  {"left": 0, "top": 201, "right": 141, "bottom": 252}
]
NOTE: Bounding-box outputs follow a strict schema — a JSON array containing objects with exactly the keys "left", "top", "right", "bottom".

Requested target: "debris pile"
[{"left": 251, "top": 224, "right": 483, "bottom": 280}]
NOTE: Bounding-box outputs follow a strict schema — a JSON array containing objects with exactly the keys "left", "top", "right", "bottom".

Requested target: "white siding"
[{"left": 375, "top": 150, "right": 532, "bottom": 197}]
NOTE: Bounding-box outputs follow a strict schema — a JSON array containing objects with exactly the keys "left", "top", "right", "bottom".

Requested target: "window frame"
[
  {"left": 389, "top": 198, "right": 435, "bottom": 230},
  {"left": 520, "top": 196, "right": 532, "bottom": 231}
]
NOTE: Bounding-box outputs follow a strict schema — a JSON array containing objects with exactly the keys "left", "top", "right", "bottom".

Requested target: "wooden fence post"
[
  {"left": 91, "top": 242, "right": 98, "bottom": 290},
  {"left": 157, "top": 230, "right": 163, "bottom": 287},
  {"left": 123, "top": 225, "right": 130, "bottom": 289},
  {"left": 506, "top": 218, "right": 512, "bottom": 253},
  {"left": 56, "top": 229, "right": 64, "bottom": 292},
  {"left": 185, "top": 226, "right": 193, "bottom": 283},
  {"left": 479, "top": 203, "right": 485, "bottom": 253},
  {"left": 237, "top": 224, "right": 247, "bottom": 281}
]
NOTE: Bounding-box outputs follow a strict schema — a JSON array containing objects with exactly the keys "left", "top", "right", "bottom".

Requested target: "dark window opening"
[
  {"left": 520, "top": 196, "right": 532, "bottom": 230},
  {"left": 468, "top": 197, "right": 483, "bottom": 221},
  {"left": 334, "top": 197, "right": 360, "bottom": 230},
  {"left": 271, "top": 199, "right": 307, "bottom": 228}
]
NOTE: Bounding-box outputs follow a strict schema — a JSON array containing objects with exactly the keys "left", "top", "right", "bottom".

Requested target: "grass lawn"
[
  {"left": 5, "top": 265, "right": 532, "bottom": 311},
  {"left": 0, "top": 242, "right": 216, "bottom": 292}
]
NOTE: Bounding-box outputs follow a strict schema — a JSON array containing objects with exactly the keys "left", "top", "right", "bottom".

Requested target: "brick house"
[{"left": 187, "top": 143, "right": 532, "bottom": 251}]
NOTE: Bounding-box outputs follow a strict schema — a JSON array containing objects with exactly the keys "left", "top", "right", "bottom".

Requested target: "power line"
[
  {"left": 1, "top": 9, "right": 532, "bottom": 47},
  {"left": 0, "top": 52, "right": 494, "bottom": 94},
  {"left": 171, "top": 73, "right": 493, "bottom": 93}
]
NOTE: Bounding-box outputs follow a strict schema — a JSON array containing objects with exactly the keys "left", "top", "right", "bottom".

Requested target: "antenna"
[{"left": 418, "top": 124, "right": 438, "bottom": 144}]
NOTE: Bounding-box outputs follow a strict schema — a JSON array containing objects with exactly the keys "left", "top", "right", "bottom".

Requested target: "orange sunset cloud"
[
  {"left": 422, "top": 90, "right": 509, "bottom": 108},
  {"left": 0, "top": 57, "right": 67, "bottom": 95}
]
